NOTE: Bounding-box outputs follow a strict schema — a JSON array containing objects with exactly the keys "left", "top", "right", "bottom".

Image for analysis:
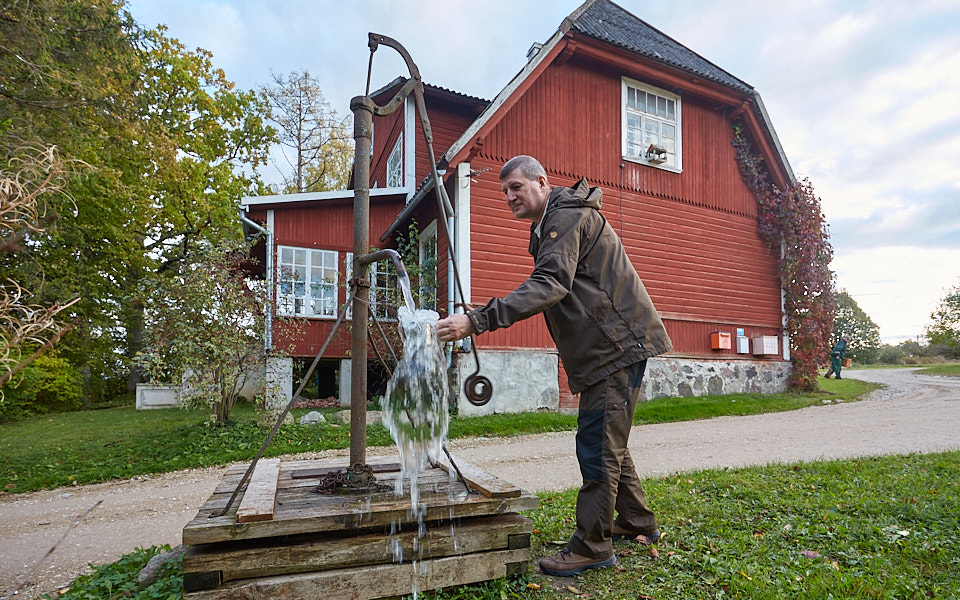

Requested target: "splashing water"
[
  {"left": 381, "top": 275, "right": 450, "bottom": 600},
  {"left": 381, "top": 304, "right": 449, "bottom": 511}
]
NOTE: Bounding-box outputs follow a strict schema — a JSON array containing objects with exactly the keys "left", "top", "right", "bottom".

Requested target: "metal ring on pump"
[{"left": 465, "top": 372, "right": 493, "bottom": 406}]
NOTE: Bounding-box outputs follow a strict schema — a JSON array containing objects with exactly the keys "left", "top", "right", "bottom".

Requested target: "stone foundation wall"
[
  {"left": 643, "top": 356, "right": 791, "bottom": 399},
  {"left": 452, "top": 351, "right": 791, "bottom": 414},
  {"left": 452, "top": 349, "right": 559, "bottom": 416}
]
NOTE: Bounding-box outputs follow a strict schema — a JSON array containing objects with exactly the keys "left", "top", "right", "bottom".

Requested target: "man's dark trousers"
[{"left": 568, "top": 360, "right": 658, "bottom": 558}]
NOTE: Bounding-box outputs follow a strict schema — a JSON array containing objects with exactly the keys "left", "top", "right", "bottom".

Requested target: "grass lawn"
[
  {"left": 50, "top": 451, "right": 960, "bottom": 599},
  {"left": 17, "top": 374, "right": 957, "bottom": 600},
  {"left": 916, "top": 363, "right": 960, "bottom": 377},
  {"left": 521, "top": 451, "right": 960, "bottom": 599},
  {"left": 0, "top": 377, "right": 876, "bottom": 494}
]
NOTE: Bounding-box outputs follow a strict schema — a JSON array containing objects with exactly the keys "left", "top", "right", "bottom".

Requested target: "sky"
[{"left": 125, "top": 0, "right": 960, "bottom": 344}]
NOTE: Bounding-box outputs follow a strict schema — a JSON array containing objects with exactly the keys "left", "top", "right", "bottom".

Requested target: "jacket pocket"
[{"left": 587, "top": 311, "right": 627, "bottom": 352}]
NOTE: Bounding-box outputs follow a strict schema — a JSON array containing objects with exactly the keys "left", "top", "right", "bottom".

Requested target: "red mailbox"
[{"left": 710, "top": 331, "right": 732, "bottom": 350}]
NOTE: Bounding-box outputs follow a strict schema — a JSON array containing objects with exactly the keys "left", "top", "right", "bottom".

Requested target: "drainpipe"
[
  {"left": 447, "top": 214, "right": 455, "bottom": 319},
  {"left": 240, "top": 213, "right": 272, "bottom": 352}
]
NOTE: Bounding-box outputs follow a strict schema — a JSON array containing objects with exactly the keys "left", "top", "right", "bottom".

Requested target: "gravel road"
[{"left": 2, "top": 368, "right": 958, "bottom": 598}]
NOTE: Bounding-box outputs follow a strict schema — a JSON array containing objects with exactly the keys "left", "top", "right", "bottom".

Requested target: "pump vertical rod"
[{"left": 350, "top": 96, "right": 376, "bottom": 467}]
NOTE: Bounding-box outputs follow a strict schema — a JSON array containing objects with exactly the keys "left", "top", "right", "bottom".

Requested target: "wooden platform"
[{"left": 182, "top": 455, "right": 538, "bottom": 600}]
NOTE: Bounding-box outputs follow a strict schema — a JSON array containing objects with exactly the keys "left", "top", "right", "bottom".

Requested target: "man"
[
  {"left": 436, "top": 155, "right": 673, "bottom": 576},
  {"left": 825, "top": 334, "right": 851, "bottom": 379}
]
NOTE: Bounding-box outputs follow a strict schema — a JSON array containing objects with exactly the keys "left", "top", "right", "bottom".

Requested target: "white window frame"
[
  {"left": 386, "top": 136, "right": 403, "bottom": 188},
  {"left": 276, "top": 246, "right": 338, "bottom": 319},
  {"left": 621, "top": 77, "right": 682, "bottom": 172},
  {"left": 418, "top": 220, "right": 438, "bottom": 312},
  {"left": 345, "top": 252, "right": 398, "bottom": 322}
]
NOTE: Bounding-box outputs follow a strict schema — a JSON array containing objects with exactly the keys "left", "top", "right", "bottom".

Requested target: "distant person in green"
[{"left": 824, "top": 335, "right": 850, "bottom": 379}]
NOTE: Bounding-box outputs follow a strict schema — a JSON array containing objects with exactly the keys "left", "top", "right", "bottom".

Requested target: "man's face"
[{"left": 501, "top": 169, "right": 549, "bottom": 222}]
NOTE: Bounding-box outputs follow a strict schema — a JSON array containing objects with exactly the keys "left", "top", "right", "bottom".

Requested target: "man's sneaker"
[
  {"left": 539, "top": 549, "right": 615, "bottom": 577},
  {"left": 611, "top": 524, "right": 661, "bottom": 544}
]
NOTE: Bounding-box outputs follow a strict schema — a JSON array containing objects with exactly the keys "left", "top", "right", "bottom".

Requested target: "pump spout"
[{"left": 356, "top": 248, "right": 407, "bottom": 279}]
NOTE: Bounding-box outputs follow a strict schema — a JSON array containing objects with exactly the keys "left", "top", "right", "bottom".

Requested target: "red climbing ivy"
[{"left": 731, "top": 120, "right": 835, "bottom": 391}]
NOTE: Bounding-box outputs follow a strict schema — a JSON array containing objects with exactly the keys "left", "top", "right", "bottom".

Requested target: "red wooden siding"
[
  {"left": 483, "top": 56, "right": 759, "bottom": 217},
  {"left": 370, "top": 109, "right": 404, "bottom": 188},
  {"left": 370, "top": 86, "right": 485, "bottom": 191},
  {"left": 249, "top": 197, "right": 405, "bottom": 358},
  {"left": 414, "top": 94, "right": 485, "bottom": 185},
  {"left": 382, "top": 186, "right": 453, "bottom": 318},
  {"left": 663, "top": 319, "right": 781, "bottom": 358},
  {"left": 461, "top": 54, "right": 784, "bottom": 359},
  {"left": 467, "top": 156, "right": 556, "bottom": 351}
]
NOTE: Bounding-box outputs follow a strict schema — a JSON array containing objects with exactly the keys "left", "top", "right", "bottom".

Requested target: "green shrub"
[
  {"left": 1, "top": 354, "right": 83, "bottom": 420},
  {"left": 41, "top": 545, "right": 181, "bottom": 599},
  {"left": 877, "top": 344, "right": 905, "bottom": 364}
]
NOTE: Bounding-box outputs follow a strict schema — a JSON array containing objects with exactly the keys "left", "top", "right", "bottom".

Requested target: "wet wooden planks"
[
  {"left": 182, "top": 456, "right": 537, "bottom": 546},
  {"left": 184, "top": 547, "right": 530, "bottom": 600},
  {"left": 235, "top": 458, "right": 280, "bottom": 523},
  {"left": 182, "top": 513, "right": 532, "bottom": 587},
  {"left": 181, "top": 455, "right": 537, "bottom": 600}
]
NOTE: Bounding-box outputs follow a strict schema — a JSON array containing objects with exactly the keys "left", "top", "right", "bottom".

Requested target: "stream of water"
[
  {"left": 381, "top": 275, "right": 449, "bottom": 510},
  {"left": 379, "top": 275, "right": 453, "bottom": 598}
]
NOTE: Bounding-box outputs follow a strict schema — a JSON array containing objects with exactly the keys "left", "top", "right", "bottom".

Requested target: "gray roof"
[
  {"left": 370, "top": 76, "right": 489, "bottom": 106},
  {"left": 570, "top": 0, "right": 754, "bottom": 94}
]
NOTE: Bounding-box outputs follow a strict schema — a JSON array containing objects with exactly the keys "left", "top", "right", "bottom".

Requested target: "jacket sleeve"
[{"left": 467, "top": 211, "right": 584, "bottom": 334}]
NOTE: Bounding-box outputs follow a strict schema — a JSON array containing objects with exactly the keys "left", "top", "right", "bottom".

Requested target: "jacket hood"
[{"left": 548, "top": 178, "right": 602, "bottom": 211}]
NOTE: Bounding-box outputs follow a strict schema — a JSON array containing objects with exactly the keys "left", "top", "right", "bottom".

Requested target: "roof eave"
[{"left": 751, "top": 93, "right": 796, "bottom": 186}]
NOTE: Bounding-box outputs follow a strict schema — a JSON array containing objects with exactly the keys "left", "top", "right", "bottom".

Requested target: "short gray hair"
[{"left": 499, "top": 155, "right": 548, "bottom": 183}]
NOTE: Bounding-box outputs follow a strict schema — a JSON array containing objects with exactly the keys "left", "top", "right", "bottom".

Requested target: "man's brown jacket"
[{"left": 467, "top": 178, "right": 672, "bottom": 394}]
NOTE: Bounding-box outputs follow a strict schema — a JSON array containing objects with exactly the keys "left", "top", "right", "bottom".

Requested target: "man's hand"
[{"left": 436, "top": 313, "right": 475, "bottom": 342}]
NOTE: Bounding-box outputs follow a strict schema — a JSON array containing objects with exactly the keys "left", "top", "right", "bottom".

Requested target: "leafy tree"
[
  {"left": 833, "top": 290, "right": 882, "bottom": 364},
  {"left": 261, "top": 70, "right": 353, "bottom": 193},
  {"left": 925, "top": 280, "right": 960, "bottom": 358},
  {"left": 107, "top": 27, "right": 274, "bottom": 391},
  {"left": 136, "top": 247, "right": 267, "bottom": 426},
  {"left": 0, "top": 0, "right": 139, "bottom": 148},
  {"left": 1, "top": 2, "right": 275, "bottom": 400}
]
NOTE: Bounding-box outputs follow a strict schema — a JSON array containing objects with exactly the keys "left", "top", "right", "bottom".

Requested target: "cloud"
[
  {"left": 123, "top": 0, "right": 960, "bottom": 340},
  {"left": 829, "top": 186, "right": 960, "bottom": 249},
  {"left": 834, "top": 246, "right": 960, "bottom": 338}
]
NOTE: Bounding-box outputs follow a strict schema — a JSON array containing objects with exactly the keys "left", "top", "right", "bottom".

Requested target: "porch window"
[
  {"left": 418, "top": 221, "right": 438, "bottom": 312},
  {"left": 277, "top": 246, "right": 337, "bottom": 318},
  {"left": 345, "top": 253, "right": 398, "bottom": 321},
  {"left": 622, "top": 77, "right": 681, "bottom": 171},
  {"left": 387, "top": 136, "right": 403, "bottom": 188}
]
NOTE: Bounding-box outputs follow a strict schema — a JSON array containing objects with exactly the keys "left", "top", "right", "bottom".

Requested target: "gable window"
[
  {"left": 622, "top": 77, "right": 681, "bottom": 171},
  {"left": 277, "top": 246, "right": 337, "bottom": 318},
  {"left": 387, "top": 136, "right": 403, "bottom": 188}
]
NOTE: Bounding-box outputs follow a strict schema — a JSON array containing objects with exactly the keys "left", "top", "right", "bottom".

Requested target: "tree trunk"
[{"left": 124, "top": 297, "right": 146, "bottom": 393}]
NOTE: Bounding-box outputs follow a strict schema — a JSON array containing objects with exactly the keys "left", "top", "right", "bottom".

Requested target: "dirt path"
[{"left": 2, "top": 368, "right": 958, "bottom": 598}]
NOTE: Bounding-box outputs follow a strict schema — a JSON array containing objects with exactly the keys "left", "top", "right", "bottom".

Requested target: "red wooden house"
[{"left": 242, "top": 0, "right": 793, "bottom": 413}]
